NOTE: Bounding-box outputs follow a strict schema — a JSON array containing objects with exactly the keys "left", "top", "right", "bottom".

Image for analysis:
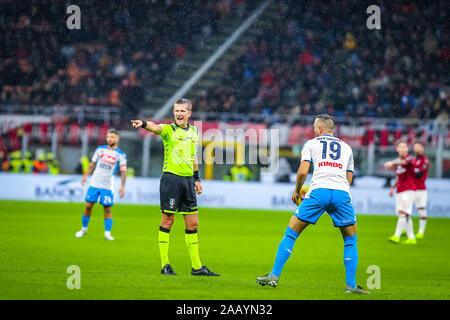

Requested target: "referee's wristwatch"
[{"left": 194, "top": 170, "right": 200, "bottom": 182}]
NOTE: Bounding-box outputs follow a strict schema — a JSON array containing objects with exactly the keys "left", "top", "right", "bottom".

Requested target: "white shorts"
[
  {"left": 414, "top": 190, "right": 428, "bottom": 210},
  {"left": 395, "top": 190, "right": 415, "bottom": 216}
]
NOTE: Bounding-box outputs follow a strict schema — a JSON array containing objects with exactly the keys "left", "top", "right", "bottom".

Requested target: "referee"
[{"left": 131, "top": 99, "right": 219, "bottom": 276}]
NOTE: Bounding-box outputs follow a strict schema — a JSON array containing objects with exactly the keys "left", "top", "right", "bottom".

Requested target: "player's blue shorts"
[
  {"left": 294, "top": 188, "right": 356, "bottom": 227},
  {"left": 85, "top": 186, "right": 114, "bottom": 206}
]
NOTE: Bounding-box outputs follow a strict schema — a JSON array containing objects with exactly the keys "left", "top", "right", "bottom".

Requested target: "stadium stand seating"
[
  {"left": 1, "top": 0, "right": 447, "bottom": 121},
  {"left": 0, "top": 0, "right": 240, "bottom": 112},
  {"left": 198, "top": 0, "right": 449, "bottom": 119},
  {"left": 0, "top": 0, "right": 448, "bottom": 174},
  {"left": 1, "top": 119, "right": 447, "bottom": 151}
]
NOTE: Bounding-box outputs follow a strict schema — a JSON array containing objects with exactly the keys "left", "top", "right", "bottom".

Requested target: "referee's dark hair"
[{"left": 175, "top": 98, "right": 192, "bottom": 112}]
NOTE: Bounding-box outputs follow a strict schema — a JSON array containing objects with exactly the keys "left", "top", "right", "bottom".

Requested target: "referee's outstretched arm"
[{"left": 131, "top": 120, "right": 163, "bottom": 135}]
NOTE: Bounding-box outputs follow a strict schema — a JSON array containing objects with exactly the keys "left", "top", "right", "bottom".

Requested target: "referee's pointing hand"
[{"left": 131, "top": 120, "right": 142, "bottom": 128}]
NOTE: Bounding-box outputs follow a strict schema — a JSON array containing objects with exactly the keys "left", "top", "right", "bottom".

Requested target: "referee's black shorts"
[{"left": 160, "top": 172, "right": 198, "bottom": 214}]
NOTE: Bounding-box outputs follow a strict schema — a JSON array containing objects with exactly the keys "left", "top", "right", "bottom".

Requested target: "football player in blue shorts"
[
  {"left": 75, "top": 129, "right": 127, "bottom": 240},
  {"left": 256, "top": 114, "right": 369, "bottom": 294}
]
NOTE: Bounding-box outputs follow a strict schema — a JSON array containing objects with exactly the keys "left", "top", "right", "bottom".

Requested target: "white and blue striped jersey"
[
  {"left": 90, "top": 146, "right": 127, "bottom": 190},
  {"left": 301, "top": 135, "right": 354, "bottom": 194}
]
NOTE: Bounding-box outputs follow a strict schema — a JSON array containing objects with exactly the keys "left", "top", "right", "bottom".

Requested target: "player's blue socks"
[
  {"left": 271, "top": 226, "right": 299, "bottom": 276},
  {"left": 104, "top": 218, "right": 113, "bottom": 232},
  {"left": 343, "top": 234, "right": 358, "bottom": 288},
  {"left": 82, "top": 215, "right": 91, "bottom": 228}
]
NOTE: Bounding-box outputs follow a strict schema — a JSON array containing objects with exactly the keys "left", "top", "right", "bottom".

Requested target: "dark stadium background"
[{"left": 0, "top": 0, "right": 449, "bottom": 301}]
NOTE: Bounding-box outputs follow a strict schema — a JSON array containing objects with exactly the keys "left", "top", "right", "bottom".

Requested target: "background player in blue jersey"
[
  {"left": 256, "top": 114, "right": 369, "bottom": 294},
  {"left": 75, "top": 129, "right": 127, "bottom": 240}
]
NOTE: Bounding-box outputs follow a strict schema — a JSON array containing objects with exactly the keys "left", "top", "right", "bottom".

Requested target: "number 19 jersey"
[{"left": 301, "top": 135, "right": 354, "bottom": 194}]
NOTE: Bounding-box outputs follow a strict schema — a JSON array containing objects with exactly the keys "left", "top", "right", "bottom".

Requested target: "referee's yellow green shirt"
[{"left": 157, "top": 122, "right": 199, "bottom": 177}]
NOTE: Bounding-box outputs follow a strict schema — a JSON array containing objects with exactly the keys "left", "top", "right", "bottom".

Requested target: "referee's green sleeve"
[{"left": 157, "top": 124, "right": 171, "bottom": 139}]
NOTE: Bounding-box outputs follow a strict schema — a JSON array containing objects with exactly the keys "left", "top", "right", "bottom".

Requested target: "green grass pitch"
[{"left": 0, "top": 200, "right": 449, "bottom": 300}]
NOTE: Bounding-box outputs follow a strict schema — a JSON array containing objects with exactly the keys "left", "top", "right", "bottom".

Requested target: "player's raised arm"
[
  {"left": 391, "top": 158, "right": 408, "bottom": 166},
  {"left": 384, "top": 158, "right": 407, "bottom": 169},
  {"left": 292, "top": 160, "right": 310, "bottom": 204},
  {"left": 130, "top": 119, "right": 163, "bottom": 135}
]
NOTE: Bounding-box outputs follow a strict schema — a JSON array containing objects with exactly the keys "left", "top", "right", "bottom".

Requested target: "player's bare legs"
[
  {"left": 184, "top": 213, "right": 199, "bottom": 230},
  {"left": 288, "top": 215, "right": 310, "bottom": 233},
  {"left": 339, "top": 223, "right": 356, "bottom": 237},
  {"left": 159, "top": 213, "right": 176, "bottom": 275},
  {"left": 161, "top": 212, "right": 175, "bottom": 229},
  {"left": 184, "top": 214, "right": 219, "bottom": 276},
  {"left": 104, "top": 206, "right": 112, "bottom": 219},
  {"left": 75, "top": 202, "right": 94, "bottom": 238},
  {"left": 339, "top": 224, "right": 369, "bottom": 294},
  {"left": 84, "top": 202, "right": 94, "bottom": 217},
  {"left": 103, "top": 206, "right": 114, "bottom": 240},
  {"left": 257, "top": 216, "right": 309, "bottom": 287}
]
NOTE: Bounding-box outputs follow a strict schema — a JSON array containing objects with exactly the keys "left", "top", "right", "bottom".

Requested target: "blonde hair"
[{"left": 315, "top": 114, "right": 334, "bottom": 132}]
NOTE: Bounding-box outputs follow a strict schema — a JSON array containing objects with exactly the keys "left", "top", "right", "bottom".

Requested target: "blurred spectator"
[
  {"left": 0, "top": 151, "right": 8, "bottom": 172},
  {"left": 126, "top": 167, "right": 136, "bottom": 178},
  {"left": 75, "top": 155, "right": 90, "bottom": 175},
  {"left": 32, "top": 153, "right": 48, "bottom": 174},
  {"left": 9, "top": 151, "right": 23, "bottom": 173},
  {"left": 236, "top": 0, "right": 247, "bottom": 17},
  {"left": 46, "top": 152, "right": 60, "bottom": 175},
  {"left": 224, "top": 162, "right": 253, "bottom": 182},
  {"left": 275, "top": 157, "right": 292, "bottom": 183},
  {"left": 203, "top": 0, "right": 449, "bottom": 119},
  {"left": 0, "top": 0, "right": 237, "bottom": 111},
  {"left": 23, "top": 151, "right": 32, "bottom": 173}
]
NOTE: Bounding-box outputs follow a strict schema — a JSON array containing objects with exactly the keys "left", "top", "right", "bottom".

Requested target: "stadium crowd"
[
  {"left": 1, "top": 0, "right": 448, "bottom": 120},
  {"left": 0, "top": 150, "right": 59, "bottom": 174},
  {"left": 198, "top": 0, "right": 449, "bottom": 119},
  {"left": 0, "top": 0, "right": 238, "bottom": 113}
]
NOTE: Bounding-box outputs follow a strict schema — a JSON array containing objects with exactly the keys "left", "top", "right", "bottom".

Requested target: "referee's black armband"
[
  {"left": 193, "top": 170, "right": 200, "bottom": 182},
  {"left": 140, "top": 120, "right": 147, "bottom": 129}
]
